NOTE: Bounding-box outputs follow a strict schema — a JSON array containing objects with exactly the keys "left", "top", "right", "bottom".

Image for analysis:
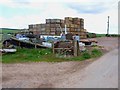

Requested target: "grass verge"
[{"left": 2, "top": 48, "right": 103, "bottom": 64}]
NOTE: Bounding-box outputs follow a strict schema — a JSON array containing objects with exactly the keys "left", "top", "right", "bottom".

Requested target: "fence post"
[
  {"left": 73, "top": 40, "right": 79, "bottom": 56},
  {"left": 52, "top": 41, "right": 55, "bottom": 54},
  {"left": 19, "top": 42, "right": 21, "bottom": 48},
  {"left": 35, "top": 44, "right": 37, "bottom": 49},
  {"left": 77, "top": 41, "right": 80, "bottom": 55}
]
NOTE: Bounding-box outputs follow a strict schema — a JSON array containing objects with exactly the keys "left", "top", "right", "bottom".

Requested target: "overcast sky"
[{"left": 0, "top": 0, "right": 118, "bottom": 34}]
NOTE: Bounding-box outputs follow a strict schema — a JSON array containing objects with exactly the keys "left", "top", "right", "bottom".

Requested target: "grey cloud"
[{"left": 66, "top": 2, "right": 109, "bottom": 14}]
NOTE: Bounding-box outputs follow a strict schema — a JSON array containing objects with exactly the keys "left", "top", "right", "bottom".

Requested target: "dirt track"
[{"left": 2, "top": 37, "right": 118, "bottom": 88}]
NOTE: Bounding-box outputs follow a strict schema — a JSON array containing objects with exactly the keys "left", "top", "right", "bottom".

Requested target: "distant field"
[
  {"left": 0, "top": 28, "right": 20, "bottom": 34},
  {"left": 0, "top": 28, "right": 20, "bottom": 48},
  {"left": 2, "top": 30, "right": 19, "bottom": 34},
  {"left": 88, "top": 32, "right": 120, "bottom": 38},
  {"left": 96, "top": 34, "right": 106, "bottom": 37}
]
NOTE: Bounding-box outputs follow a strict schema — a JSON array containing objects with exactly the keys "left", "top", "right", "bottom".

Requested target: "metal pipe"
[
  {"left": 107, "top": 16, "right": 110, "bottom": 35},
  {"left": 65, "top": 24, "right": 67, "bottom": 34}
]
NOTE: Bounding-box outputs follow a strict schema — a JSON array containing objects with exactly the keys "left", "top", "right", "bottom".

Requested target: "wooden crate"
[
  {"left": 80, "top": 32, "right": 86, "bottom": 36},
  {"left": 70, "top": 24, "right": 75, "bottom": 28},
  {"left": 65, "top": 24, "right": 70, "bottom": 28},
  {"left": 80, "top": 18, "right": 84, "bottom": 22},
  {"left": 74, "top": 25, "right": 78, "bottom": 28},
  {"left": 46, "top": 19, "right": 51, "bottom": 24},
  {"left": 55, "top": 24, "right": 60, "bottom": 27},
  {"left": 80, "top": 35, "right": 87, "bottom": 39},
  {"left": 69, "top": 28, "right": 75, "bottom": 32},
  {"left": 73, "top": 18, "right": 80, "bottom": 24},
  {"left": 61, "top": 23, "right": 65, "bottom": 28},
  {"left": 50, "top": 31, "right": 55, "bottom": 35},
  {"left": 45, "top": 31, "right": 50, "bottom": 34},
  {"left": 41, "top": 31, "right": 46, "bottom": 34},
  {"left": 55, "top": 19, "right": 61, "bottom": 23},
  {"left": 33, "top": 31, "right": 41, "bottom": 35},
  {"left": 60, "top": 20, "right": 64, "bottom": 24},
  {"left": 50, "top": 24, "right": 55, "bottom": 28},
  {"left": 65, "top": 17, "right": 73, "bottom": 21},
  {"left": 40, "top": 28, "right": 46, "bottom": 31},
  {"left": 46, "top": 24, "right": 51, "bottom": 27},
  {"left": 80, "top": 29, "right": 86, "bottom": 32},
  {"left": 46, "top": 27, "right": 50, "bottom": 30},
  {"left": 40, "top": 24, "right": 46, "bottom": 28},
  {"left": 84, "top": 29, "right": 87, "bottom": 32},
  {"left": 29, "top": 25, "right": 34, "bottom": 29},
  {"left": 50, "top": 28, "right": 56, "bottom": 32},
  {"left": 55, "top": 31, "right": 61, "bottom": 35},
  {"left": 56, "top": 28, "right": 61, "bottom": 31},
  {"left": 80, "top": 25, "right": 84, "bottom": 29},
  {"left": 76, "top": 28, "right": 81, "bottom": 32},
  {"left": 66, "top": 28, "right": 70, "bottom": 32}
]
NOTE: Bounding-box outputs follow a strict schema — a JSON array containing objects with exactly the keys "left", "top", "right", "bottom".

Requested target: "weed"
[
  {"left": 82, "top": 51, "right": 91, "bottom": 59},
  {"left": 91, "top": 49, "right": 102, "bottom": 57}
]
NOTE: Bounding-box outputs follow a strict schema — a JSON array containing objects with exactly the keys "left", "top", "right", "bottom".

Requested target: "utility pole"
[{"left": 107, "top": 16, "right": 110, "bottom": 35}]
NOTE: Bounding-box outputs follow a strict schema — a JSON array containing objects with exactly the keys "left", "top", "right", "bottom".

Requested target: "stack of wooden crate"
[
  {"left": 28, "top": 17, "right": 87, "bottom": 39},
  {"left": 64, "top": 17, "right": 86, "bottom": 38},
  {"left": 29, "top": 24, "right": 46, "bottom": 35},
  {"left": 46, "top": 19, "right": 64, "bottom": 35}
]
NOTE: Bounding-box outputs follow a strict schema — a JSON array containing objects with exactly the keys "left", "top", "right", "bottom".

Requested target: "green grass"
[
  {"left": 2, "top": 30, "right": 19, "bottom": 34},
  {"left": 96, "top": 34, "right": 106, "bottom": 37},
  {"left": 2, "top": 48, "right": 103, "bottom": 63},
  {"left": 65, "top": 49, "right": 102, "bottom": 61},
  {"left": 0, "top": 29, "right": 20, "bottom": 48},
  {"left": 0, "top": 28, "right": 20, "bottom": 34},
  {"left": 96, "top": 34, "right": 120, "bottom": 37},
  {"left": 91, "top": 49, "right": 102, "bottom": 57},
  {"left": 0, "top": 28, "right": 20, "bottom": 46},
  {"left": 2, "top": 48, "right": 53, "bottom": 63}
]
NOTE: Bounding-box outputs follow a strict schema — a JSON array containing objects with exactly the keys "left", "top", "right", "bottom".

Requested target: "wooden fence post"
[
  {"left": 73, "top": 40, "right": 79, "bottom": 56},
  {"left": 35, "top": 44, "right": 37, "bottom": 49},
  {"left": 52, "top": 42, "right": 55, "bottom": 54},
  {"left": 77, "top": 41, "right": 80, "bottom": 55},
  {"left": 19, "top": 42, "right": 21, "bottom": 48}
]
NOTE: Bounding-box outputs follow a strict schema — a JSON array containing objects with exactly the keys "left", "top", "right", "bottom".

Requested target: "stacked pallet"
[
  {"left": 28, "top": 17, "right": 87, "bottom": 39},
  {"left": 29, "top": 24, "right": 46, "bottom": 35},
  {"left": 64, "top": 17, "right": 86, "bottom": 38},
  {"left": 65, "top": 17, "right": 84, "bottom": 29},
  {"left": 46, "top": 19, "right": 64, "bottom": 35},
  {"left": 29, "top": 24, "right": 38, "bottom": 34}
]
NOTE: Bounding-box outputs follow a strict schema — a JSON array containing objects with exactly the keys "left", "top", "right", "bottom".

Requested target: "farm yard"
[
  {"left": 2, "top": 37, "right": 118, "bottom": 88},
  {"left": 0, "top": 0, "right": 119, "bottom": 88},
  {"left": 0, "top": 28, "right": 119, "bottom": 88}
]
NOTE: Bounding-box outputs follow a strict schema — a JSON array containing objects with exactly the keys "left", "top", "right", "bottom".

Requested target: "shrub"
[
  {"left": 91, "top": 49, "right": 102, "bottom": 57},
  {"left": 82, "top": 51, "right": 91, "bottom": 59}
]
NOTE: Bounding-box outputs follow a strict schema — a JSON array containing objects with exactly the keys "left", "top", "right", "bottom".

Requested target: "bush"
[
  {"left": 91, "top": 49, "right": 102, "bottom": 57},
  {"left": 82, "top": 51, "right": 91, "bottom": 59}
]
